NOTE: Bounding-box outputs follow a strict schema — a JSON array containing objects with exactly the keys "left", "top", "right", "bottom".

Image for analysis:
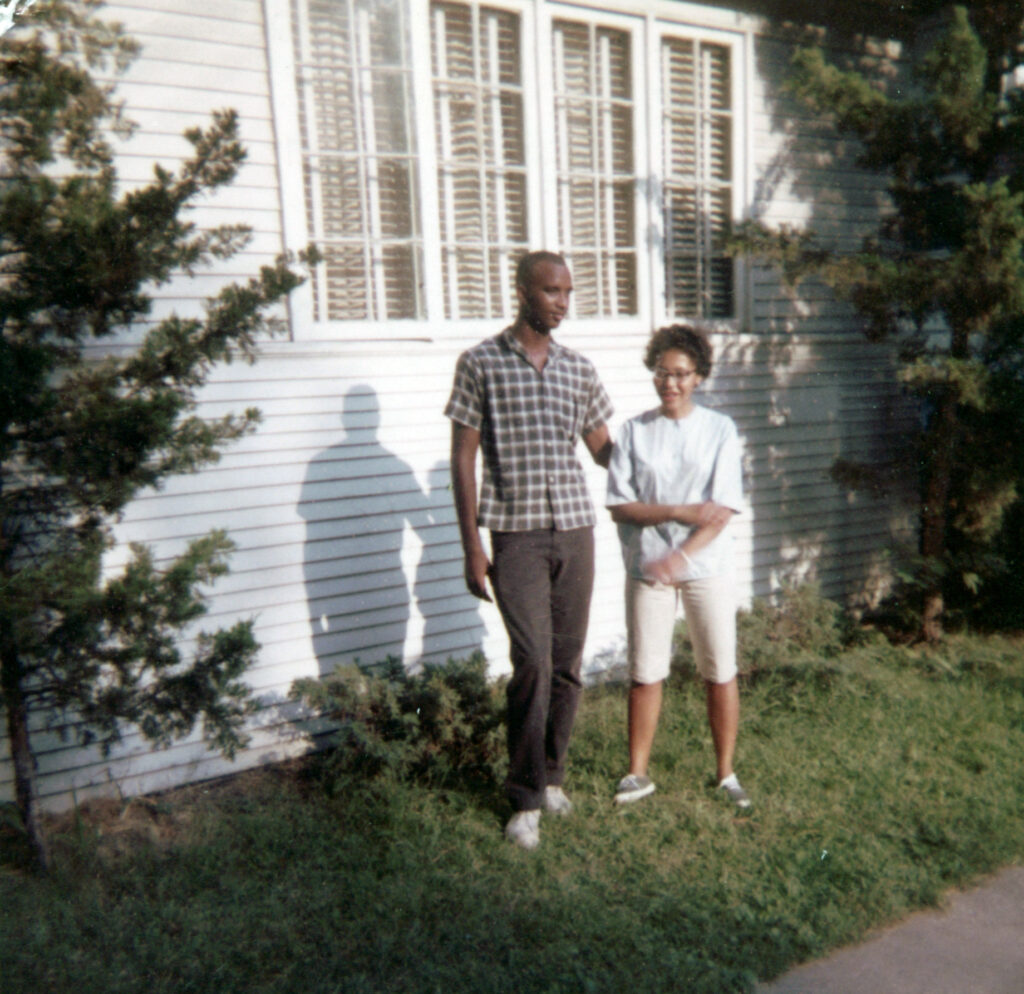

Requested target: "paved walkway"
[{"left": 755, "top": 865, "right": 1024, "bottom": 994}]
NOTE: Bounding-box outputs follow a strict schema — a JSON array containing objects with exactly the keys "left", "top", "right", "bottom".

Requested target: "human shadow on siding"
[
  {"left": 298, "top": 385, "right": 431, "bottom": 677},
  {"left": 413, "top": 460, "right": 486, "bottom": 665}
]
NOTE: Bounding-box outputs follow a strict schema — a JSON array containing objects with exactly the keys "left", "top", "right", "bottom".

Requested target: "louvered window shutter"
[
  {"left": 293, "top": 0, "right": 423, "bottom": 321},
  {"left": 431, "top": 2, "right": 527, "bottom": 319},
  {"left": 662, "top": 37, "right": 733, "bottom": 319},
  {"left": 552, "top": 19, "right": 637, "bottom": 318}
]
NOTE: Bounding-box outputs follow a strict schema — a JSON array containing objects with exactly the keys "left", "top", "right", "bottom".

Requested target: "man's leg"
[
  {"left": 489, "top": 530, "right": 552, "bottom": 812},
  {"left": 546, "top": 527, "right": 594, "bottom": 787}
]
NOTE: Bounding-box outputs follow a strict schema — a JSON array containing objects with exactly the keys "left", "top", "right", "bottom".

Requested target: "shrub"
[
  {"left": 291, "top": 653, "right": 507, "bottom": 791},
  {"left": 665, "top": 584, "right": 857, "bottom": 689},
  {"left": 737, "top": 584, "right": 853, "bottom": 675}
]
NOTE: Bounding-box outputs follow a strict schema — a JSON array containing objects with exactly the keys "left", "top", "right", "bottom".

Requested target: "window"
[
  {"left": 293, "top": 0, "right": 422, "bottom": 320},
  {"left": 432, "top": 2, "right": 527, "bottom": 319},
  {"left": 551, "top": 19, "right": 637, "bottom": 318},
  {"left": 276, "top": 0, "right": 744, "bottom": 331},
  {"left": 661, "top": 36, "right": 734, "bottom": 320}
]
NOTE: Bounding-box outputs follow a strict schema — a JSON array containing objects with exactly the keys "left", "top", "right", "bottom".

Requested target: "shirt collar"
[{"left": 500, "top": 326, "right": 566, "bottom": 366}]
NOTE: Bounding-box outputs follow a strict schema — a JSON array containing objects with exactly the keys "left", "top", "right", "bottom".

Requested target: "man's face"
[{"left": 517, "top": 261, "right": 573, "bottom": 334}]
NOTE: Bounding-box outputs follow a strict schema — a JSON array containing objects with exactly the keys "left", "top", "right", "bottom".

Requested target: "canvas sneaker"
[
  {"left": 505, "top": 809, "right": 541, "bottom": 850},
  {"left": 718, "top": 774, "right": 751, "bottom": 811},
  {"left": 543, "top": 785, "right": 574, "bottom": 817},
  {"left": 614, "top": 773, "right": 656, "bottom": 805}
]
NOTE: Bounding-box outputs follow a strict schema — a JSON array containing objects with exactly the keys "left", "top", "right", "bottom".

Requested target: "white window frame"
[
  {"left": 428, "top": 0, "right": 540, "bottom": 323},
  {"left": 647, "top": 16, "right": 748, "bottom": 330},
  {"left": 536, "top": 4, "right": 650, "bottom": 333},
  {"left": 264, "top": 0, "right": 750, "bottom": 341}
]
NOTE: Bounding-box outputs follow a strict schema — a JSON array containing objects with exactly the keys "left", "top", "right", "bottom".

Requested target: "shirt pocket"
[{"left": 558, "top": 395, "right": 589, "bottom": 443}]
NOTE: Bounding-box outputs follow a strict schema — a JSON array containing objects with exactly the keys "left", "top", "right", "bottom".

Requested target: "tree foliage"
[
  {"left": 731, "top": 5, "right": 1024, "bottom": 640},
  {"left": 0, "top": 0, "right": 308, "bottom": 869}
]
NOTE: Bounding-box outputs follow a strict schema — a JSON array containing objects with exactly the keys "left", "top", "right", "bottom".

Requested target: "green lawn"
[{"left": 3, "top": 624, "right": 1024, "bottom": 994}]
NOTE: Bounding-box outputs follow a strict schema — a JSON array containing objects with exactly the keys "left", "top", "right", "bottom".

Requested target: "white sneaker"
[
  {"left": 718, "top": 774, "right": 751, "bottom": 810},
  {"left": 505, "top": 809, "right": 541, "bottom": 850},
  {"left": 543, "top": 785, "right": 574, "bottom": 816},
  {"left": 614, "top": 773, "right": 656, "bottom": 804}
]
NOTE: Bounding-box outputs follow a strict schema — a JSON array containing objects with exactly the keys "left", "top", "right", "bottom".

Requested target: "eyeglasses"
[{"left": 653, "top": 367, "right": 698, "bottom": 384}]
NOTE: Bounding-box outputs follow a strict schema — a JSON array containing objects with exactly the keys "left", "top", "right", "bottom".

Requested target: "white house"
[{"left": 1, "top": 0, "right": 920, "bottom": 809}]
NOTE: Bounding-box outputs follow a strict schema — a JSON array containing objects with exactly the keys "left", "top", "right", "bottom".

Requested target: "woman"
[{"left": 605, "top": 325, "right": 750, "bottom": 809}]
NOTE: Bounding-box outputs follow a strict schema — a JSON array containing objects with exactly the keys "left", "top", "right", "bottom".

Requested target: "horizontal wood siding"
[
  {"left": 743, "top": 23, "right": 918, "bottom": 609},
  {"left": 102, "top": 0, "right": 284, "bottom": 333},
  {"left": 0, "top": 0, "right": 917, "bottom": 810}
]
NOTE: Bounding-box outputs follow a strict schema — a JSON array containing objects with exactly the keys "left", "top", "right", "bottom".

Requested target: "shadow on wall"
[
  {"left": 297, "top": 385, "right": 484, "bottom": 678},
  {"left": 414, "top": 459, "right": 487, "bottom": 665}
]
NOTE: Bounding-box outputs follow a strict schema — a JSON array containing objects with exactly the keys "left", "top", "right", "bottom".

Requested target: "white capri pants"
[{"left": 625, "top": 573, "right": 737, "bottom": 685}]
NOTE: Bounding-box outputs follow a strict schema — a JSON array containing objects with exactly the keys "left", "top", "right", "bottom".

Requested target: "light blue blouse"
[{"left": 606, "top": 405, "right": 744, "bottom": 580}]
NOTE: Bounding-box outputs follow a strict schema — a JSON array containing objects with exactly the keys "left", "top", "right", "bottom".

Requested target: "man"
[{"left": 445, "top": 251, "right": 613, "bottom": 850}]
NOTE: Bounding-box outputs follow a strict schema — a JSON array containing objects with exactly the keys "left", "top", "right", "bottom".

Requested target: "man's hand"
[{"left": 464, "top": 548, "right": 493, "bottom": 602}]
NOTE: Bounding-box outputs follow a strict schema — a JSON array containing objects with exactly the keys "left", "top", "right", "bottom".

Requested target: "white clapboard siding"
[
  {"left": 99, "top": 0, "right": 282, "bottom": 329},
  {"left": 0, "top": 1, "right": 924, "bottom": 811}
]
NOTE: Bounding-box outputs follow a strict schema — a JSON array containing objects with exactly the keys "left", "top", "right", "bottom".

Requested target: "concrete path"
[{"left": 755, "top": 865, "right": 1024, "bottom": 994}]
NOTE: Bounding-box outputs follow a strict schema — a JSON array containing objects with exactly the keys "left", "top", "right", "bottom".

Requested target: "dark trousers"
[{"left": 489, "top": 527, "right": 595, "bottom": 811}]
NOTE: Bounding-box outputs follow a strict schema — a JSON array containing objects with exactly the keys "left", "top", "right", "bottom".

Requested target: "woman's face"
[{"left": 652, "top": 347, "right": 703, "bottom": 418}]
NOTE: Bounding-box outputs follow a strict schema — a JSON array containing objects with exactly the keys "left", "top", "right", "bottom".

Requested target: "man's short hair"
[
  {"left": 644, "top": 324, "right": 713, "bottom": 379},
  {"left": 516, "top": 250, "right": 569, "bottom": 289}
]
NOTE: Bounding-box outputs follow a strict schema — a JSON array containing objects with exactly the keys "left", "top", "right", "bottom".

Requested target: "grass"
[{"left": 3, "top": 622, "right": 1024, "bottom": 993}]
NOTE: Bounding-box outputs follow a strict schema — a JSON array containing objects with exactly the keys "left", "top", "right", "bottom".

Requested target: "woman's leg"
[
  {"left": 680, "top": 575, "right": 739, "bottom": 780},
  {"left": 628, "top": 679, "right": 663, "bottom": 776},
  {"left": 623, "top": 576, "right": 676, "bottom": 778},
  {"left": 705, "top": 676, "right": 739, "bottom": 781}
]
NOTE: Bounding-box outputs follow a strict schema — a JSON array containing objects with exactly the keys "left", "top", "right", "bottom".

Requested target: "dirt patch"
[
  {"left": 47, "top": 794, "right": 196, "bottom": 858},
  {"left": 2, "top": 757, "right": 318, "bottom": 868}
]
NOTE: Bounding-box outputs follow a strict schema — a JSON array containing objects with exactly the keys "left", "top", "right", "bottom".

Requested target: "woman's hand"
[
  {"left": 643, "top": 548, "right": 694, "bottom": 584},
  {"left": 677, "top": 500, "right": 733, "bottom": 528}
]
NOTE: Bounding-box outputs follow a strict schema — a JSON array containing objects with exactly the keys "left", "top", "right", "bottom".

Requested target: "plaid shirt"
[{"left": 445, "top": 328, "right": 613, "bottom": 531}]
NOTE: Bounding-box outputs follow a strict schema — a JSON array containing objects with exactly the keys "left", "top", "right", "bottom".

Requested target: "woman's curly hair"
[{"left": 643, "top": 324, "right": 713, "bottom": 378}]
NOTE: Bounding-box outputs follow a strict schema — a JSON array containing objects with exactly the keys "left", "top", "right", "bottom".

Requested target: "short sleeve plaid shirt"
[{"left": 445, "top": 328, "right": 614, "bottom": 532}]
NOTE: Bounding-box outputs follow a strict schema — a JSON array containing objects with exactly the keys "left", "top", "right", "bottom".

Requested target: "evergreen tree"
[
  {"left": 1, "top": 0, "right": 308, "bottom": 869},
  {"left": 732, "top": 4, "right": 1024, "bottom": 641}
]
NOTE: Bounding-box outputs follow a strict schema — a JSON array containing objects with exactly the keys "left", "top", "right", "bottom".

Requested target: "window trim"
[
  {"left": 536, "top": 4, "right": 650, "bottom": 330},
  {"left": 429, "top": 0, "right": 540, "bottom": 322},
  {"left": 647, "top": 17, "right": 748, "bottom": 330}
]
